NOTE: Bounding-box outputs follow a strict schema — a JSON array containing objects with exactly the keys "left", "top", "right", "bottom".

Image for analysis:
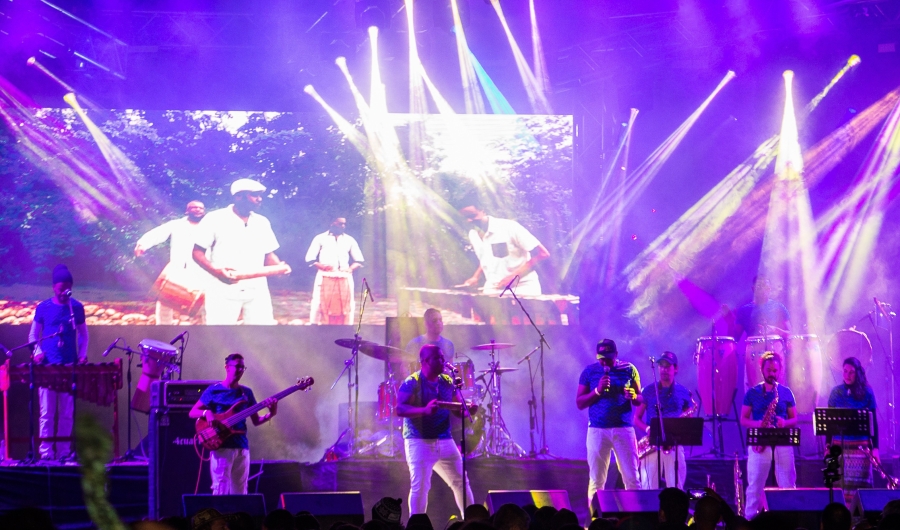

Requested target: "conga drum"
[
  {"left": 744, "top": 335, "right": 785, "bottom": 387},
  {"left": 131, "top": 339, "right": 178, "bottom": 413},
  {"left": 150, "top": 264, "right": 205, "bottom": 317},
  {"left": 695, "top": 336, "right": 737, "bottom": 416},
  {"left": 787, "top": 334, "right": 822, "bottom": 413},
  {"left": 318, "top": 272, "right": 351, "bottom": 325}
]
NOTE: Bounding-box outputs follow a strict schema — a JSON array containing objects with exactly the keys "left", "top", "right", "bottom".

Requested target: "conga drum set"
[{"left": 131, "top": 339, "right": 181, "bottom": 413}]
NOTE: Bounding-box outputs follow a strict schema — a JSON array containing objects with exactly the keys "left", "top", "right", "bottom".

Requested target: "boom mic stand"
[
  {"left": 451, "top": 369, "right": 473, "bottom": 511},
  {"left": 502, "top": 282, "right": 554, "bottom": 458},
  {"left": 109, "top": 340, "right": 145, "bottom": 462},
  {"left": 648, "top": 357, "right": 667, "bottom": 487}
]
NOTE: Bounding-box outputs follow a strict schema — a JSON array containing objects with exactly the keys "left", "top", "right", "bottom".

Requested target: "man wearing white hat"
[{"left": 192, "top": 178, "right": 291, "bottom": 325}]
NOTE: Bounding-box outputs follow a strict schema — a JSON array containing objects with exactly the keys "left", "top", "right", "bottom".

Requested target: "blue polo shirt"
[
  {"left": 580, "top": 361, "right": 640, "bottom": 428},
  {"left": 199, "top": 383, "right": 257, "bottom": 449},
  {"left": 643, "top": 382, "right": 693, "bottom": 420},
  {"left": 735, "top": 299, "right": 789, "bottom": 337},
  {"left": 33, "top": 298, "right": 86, "bottom": 364},
  {"left": 743, "top": 383, "right": 795, "bottom": 421}
]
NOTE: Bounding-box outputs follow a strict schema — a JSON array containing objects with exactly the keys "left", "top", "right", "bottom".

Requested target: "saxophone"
[
  {"left": 637, "top": 403, "right": 698, "bottom": 459},
  {"left": 734, "top": 452, "right": 745, "bottom": 517},
  {"left": 753, "top": 383, "right": 779, "bottom": 454}
]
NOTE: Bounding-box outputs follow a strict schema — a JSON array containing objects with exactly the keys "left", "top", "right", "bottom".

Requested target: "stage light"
[
  {"left": 848, "top": 54, "right": 861, "bottom": 66},
  {"left": 335, "top": 56, "right": 347, "bottom": 68}
]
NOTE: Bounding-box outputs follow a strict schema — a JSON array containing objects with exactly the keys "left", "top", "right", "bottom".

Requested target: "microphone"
[
  {"left": 444, "top": 361, "right": 459, "bottom": 373},
  {"left": 62, "top": 289, "right": 72, "bottom": 298},
  {"left": 363, "top": 278, "right": 375, "bottom": 302},
  {"left": 102, "top": 338, "right": 120, "bottom": 357},
  {"left": 649, "top": 356, "right": 656, "bottom": 365},
  {"left": 603, "top": 365, "right": 611, "bottom": 393},
  {"left": 875, "top": 297, "right": 893, "bottom": 321},
  {"left": 170, "top": 330, "right": 188, "bottom": 345},
  {"left": 517, "top": 346, "right": 540, "bottom": 365},
  {"left": 500, "top": 275, "right": 518, "bottom": 298}
]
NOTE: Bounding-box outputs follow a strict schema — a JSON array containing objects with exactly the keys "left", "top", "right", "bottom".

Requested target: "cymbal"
[
  {"left": 359, "top": 343, "right": 417, "bottom": 362},
  {"left": 479, "top": 367, "right": 518, "bottom": 374},
  {"left": 334, "top": 338, "right": 377, "bottom": 350},
  {"left": 471, "top": 342, "right": 515, "bottom": 351}
]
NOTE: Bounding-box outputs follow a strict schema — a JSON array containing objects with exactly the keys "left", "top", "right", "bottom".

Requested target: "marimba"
[
  {"left": 1, "top": 360, "right": 122, "bottom": 458},
  {"left": 399, "top": 287, "right": 579, "bottom": 325}
]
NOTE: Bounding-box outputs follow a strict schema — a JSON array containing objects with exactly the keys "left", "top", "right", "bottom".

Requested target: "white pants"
[
  {"left": 639, "top": 447, "right": 686, "bottom": 489},
  {"left": 404, "top": 438, "right": 473, "bottom": 516},
  {"left": 205, "top": 286, "right": 275, "bottom": 325},
  {"left": 39, "top": 388, "right": 74, "bottom": 459},
  {"left": 746, "top": 446, "right": 796, "bottom": 518},
  {"left": 587, "top": 427, "right": 641, "bottom": 507},
  {"left": 210, "top": 448, "right": 250, "bottom": 495}
]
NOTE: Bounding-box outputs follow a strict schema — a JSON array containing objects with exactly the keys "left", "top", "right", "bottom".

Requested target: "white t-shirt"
[
  {"left": 137, "top": 217, "right": 204, "bottom": 269},
  {"left": 195, "top": 205, "right": 279, "bottom": 290},
  {"left": 305, "top": 231, "right": 364, "bottom": 270},
  {"left": 468, "top": 216, "right": 542, "bottom": 294}
]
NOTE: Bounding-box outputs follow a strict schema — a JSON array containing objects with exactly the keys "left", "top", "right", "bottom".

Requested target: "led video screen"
[{"left": 0, "top": 108, "right": 576, "bottom": 325}]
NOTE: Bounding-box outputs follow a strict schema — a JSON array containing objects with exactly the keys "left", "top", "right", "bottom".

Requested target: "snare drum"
[
  {"left": 151, "top": 264, "right": 205, "bottom": 317},
  {"left": 788, "top": 334, "right": 822, "bottom": 413},
  {"left": 695, "top": 336, "right": 737, "bottom": 416},
  {"left": 319, "top": 272, "right": 351, "bottom": 325},
  {"left": 744, "top": 335, "right": 785, "bottom": 387}
]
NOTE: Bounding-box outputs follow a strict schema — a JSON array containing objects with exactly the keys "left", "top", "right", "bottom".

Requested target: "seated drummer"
[
  {"left": 731, "top": 275, "right": 791, "bottom": 340},
  {"left": 405, "top": 308, "right": 455, "bottom": 359}
]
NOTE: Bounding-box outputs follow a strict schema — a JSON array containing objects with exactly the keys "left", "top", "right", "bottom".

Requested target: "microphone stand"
[
  {"left": 64, "top": 297, "right": 78, "bottom": 463},
  {"left": 502, "top": 285, "right": 554, "bottom": 458},
  {"left": 517, "top": 346, "right": 540, "bottom": 457},
  {"left": 451, "top": 371, "right": 473, "bottom": 511},
  {"left": 111, "top": 340, "right": 144, "bottom": 462},
  {"left": 649, "top": 357, "right": 667, "bottom": 487}
]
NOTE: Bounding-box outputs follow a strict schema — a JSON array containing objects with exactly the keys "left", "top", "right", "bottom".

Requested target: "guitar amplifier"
[{"left": 151, "top": 380, "right": 216, "bottom": 409}]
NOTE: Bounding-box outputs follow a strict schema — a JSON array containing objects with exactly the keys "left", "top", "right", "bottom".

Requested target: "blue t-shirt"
[
  {"left": 743, "top": 383, "right": 795, "bottom": 421},
  {"left": 399, "top": 372, "right": 455, "bottom": 439},
  {"left": 34, "top": 298, "right": 86, "bottom": 364},
  {"left": 642, "top": 382, "right": 693, "bottom": 420},
  {"left": 405, "top": 335, "right": 455, "bottom": 359},
  {"left": 579, "top": 361, "right": 641, "bottom": 428},
  {"left": 199, "top": 383, "right": 258, "bottom": 449},
  {"left": 828, "top": 384, "right": 877, "bottom": 443},
  {"left": 735, "top": 299, "right": 789, "bottom": 337}
]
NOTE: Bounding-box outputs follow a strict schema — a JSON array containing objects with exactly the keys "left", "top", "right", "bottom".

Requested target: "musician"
[
  {"left": 405, "top": 308, "right": 455, "bottom": 359},
  {"left": 135, "top": 200, "right": 208, "bottom": 324},
  {"left": 396, "top": 344, "right": 476, "bottom": 516},
  {"left": 576, "top": 339, "right": 643, "bottom": 508},
  {"left": 188, "top": 353, "right": 277, "bottom": 495},
  {"left": 28, "top": 264, "right": 89, "bottom": 460},
  {"left": 731, "top": 276, "right": 791, "bottom": 340},
  {"left": 826, "top": 356, "right": 879, "bottom": 493},
  {"left": 193, "top": 178, "right": 291, "bottom": 325},
  {"left": 740, "top": 351, "right": 797, "bottom": 519},
  {"left": 457, "top": 199, "right": 550, "bottom": 296},
  {"left": 305, "top": 217, "right": 364, "bottom": 325},
  {"left": 633, "top": 351, "right": 693, "bottom": 489}
]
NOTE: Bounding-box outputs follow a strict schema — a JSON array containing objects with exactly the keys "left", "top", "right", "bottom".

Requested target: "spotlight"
[
  {"left": 848, "top": 55, "right": 861, "bottom": 66},
  {"left": 304, "top": 85, "right": 315, "bottom": 95},
  {"left": 783, "top": 70, "right": 794, "bottom": 81},
  {"left": 335, "top": 56, "right": 347, "bottom": 68}
]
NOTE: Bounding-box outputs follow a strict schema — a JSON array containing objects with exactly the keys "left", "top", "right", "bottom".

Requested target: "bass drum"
[{"left": 451, "top": 412, "right": 484, "bottom": 456}]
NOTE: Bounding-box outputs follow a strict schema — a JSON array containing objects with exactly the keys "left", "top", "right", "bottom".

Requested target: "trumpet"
[{"left": 860, "top": 445, "right": 898, "bottom": 490}]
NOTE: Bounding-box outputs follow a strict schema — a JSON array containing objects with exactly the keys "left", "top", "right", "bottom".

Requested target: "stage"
[{"left": 2, "top": 456, "right": 898, "bottom": 529}]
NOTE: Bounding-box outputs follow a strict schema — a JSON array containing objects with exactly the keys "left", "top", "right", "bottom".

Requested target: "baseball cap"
[
  {"left": 658, "top": 351, "right": 678, "bottom": 366},
  {"left": 230, "top": 178, "right": 266, "bottom": 196},
  {"left": 596, "top": 339, "right": 617, "bottom": 357}
]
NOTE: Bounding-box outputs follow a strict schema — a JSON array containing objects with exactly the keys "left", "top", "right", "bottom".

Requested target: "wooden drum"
[
  {"left": 694, "top": 336, "right": 737, "bottom": 416},
  {"left": 787, "top": 334, "right": 822, "bottom": 414},
  {"left": 744, "top": 335, "right": 785, "bottom": 387},
  {"left": 150, "top": 263, "right": 205, "bottom": 317}
]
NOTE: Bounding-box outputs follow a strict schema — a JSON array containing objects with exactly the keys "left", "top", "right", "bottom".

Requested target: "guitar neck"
[{"left": 222, "top": 384, "right": 304, "bottom": 428}]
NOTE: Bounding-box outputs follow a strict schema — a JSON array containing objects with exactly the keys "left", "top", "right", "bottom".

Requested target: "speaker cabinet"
[
  {"left": 853, "top": 489, "right": 900, "bottom": 520},
  {"left": 591, "top": 490, "right": 661, "bottom": 530},
  {"left": 149, "top": 406, "right": 210, "bottom": 518},
  {"left": 485, "top": 490, "right": 571, "bottom": 513},
  {"left": 183, "top": 494, "right": 266, "bottom": 518},
  {"left": 280, "top": 492, "right": 365, "bottom": 527},
  {"left": 764, "top": 488, "right": 844, "bottom": 530}
]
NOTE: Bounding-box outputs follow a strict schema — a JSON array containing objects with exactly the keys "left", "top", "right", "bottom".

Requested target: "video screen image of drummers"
[{"left": 0, "top": 110, "right": 577, "bottom": 326}]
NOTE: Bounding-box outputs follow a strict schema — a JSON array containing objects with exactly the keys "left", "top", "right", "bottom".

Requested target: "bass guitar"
[{"left": 195, "top": 376, "right": 314, "bottom": 451}]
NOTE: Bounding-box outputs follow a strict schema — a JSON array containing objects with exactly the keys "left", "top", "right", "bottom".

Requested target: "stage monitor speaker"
[
  {"left": 591, "top": 490, "right": 661, "bottom": 530},
  {"left": 280, "top": 492, "right": 365, "bottom": 527},
  {"left": 764, "top": 488, "right": 844, "bottom": 530},
  {"left": 854, "top": 489, "right": 900, "bottom": 520},
  {"left": 183, "top": 494, "right": 267, "bottom": 518},
  {"left": 485, "top": 490, "right": 571, "bottom": 513}
]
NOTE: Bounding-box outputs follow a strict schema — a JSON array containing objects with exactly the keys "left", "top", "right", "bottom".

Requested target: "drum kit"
[{"left": 332, "top": 337, "right": 527, "bottom": 458}]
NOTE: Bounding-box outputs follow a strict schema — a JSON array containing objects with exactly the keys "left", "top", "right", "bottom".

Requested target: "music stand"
[
  {"left": 747, "top": 428, "right": 801, "bottom": 448},
  {"left": 649, "top": 417, "right": 705, "bottom": 488},
  {"left": 813, "top": 408, "right": 873, "bottom": 438}
]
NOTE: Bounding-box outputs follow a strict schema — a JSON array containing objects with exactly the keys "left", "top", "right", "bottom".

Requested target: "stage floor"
[{"left": 2, "top": 456, "right": 895, "bottom": 529}]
